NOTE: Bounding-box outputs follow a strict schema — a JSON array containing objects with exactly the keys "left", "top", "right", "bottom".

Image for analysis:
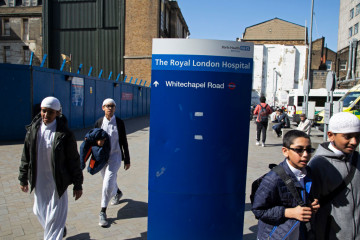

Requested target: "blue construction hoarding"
[
  {"left": 0, "top": 63, "right": 150, "bottom": 141},
  {"left": 148, "top": 39, "right": 254, "bottom": 239}
]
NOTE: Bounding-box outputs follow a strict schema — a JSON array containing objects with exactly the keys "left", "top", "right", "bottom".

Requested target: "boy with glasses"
[
  {"left": 94, "top": 98, "right": 130, "bottom": 227},
  {"left": 309, "top": 112, "right": 360, "bottom": 240},
  {"left": 252, "top": 130, "right": 319, "bottom": 240}
]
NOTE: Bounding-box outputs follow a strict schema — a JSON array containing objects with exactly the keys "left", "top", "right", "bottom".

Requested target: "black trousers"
[{"left": 256, "top": 121, "right": 268, "bottom": 143}]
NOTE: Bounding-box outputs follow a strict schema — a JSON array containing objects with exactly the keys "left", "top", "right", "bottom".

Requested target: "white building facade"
[
  {"left": 338, "top": 0, "right": 360, "bottom": 51},
  {"left": 252, "top": 44, "right": 307, "bottom": 107}
]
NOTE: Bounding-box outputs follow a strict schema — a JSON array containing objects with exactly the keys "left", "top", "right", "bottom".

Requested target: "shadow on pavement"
[
  {"left": 107, "top": 198, "right": 148, "bottom": 226},
  {"left": 123, "top": 116, "right": 150, "bottom": 135},
  {"left": 66, "top": 232, "right": 92, "bottom": 240},
  {"left": 243, "top": 225, "right": 258, "bottom": 240},
  {"left": 125, "top": 232, "right": 148, "bottom": 240},
  {"left": 244, "top": 202, "right": 252, "bottom": 211}
]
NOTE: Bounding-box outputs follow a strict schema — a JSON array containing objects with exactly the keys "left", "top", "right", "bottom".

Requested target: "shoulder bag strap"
[
  {"left": 272, "top": 165, "right": 306, "bottom": 206},
  {"left": 273, "top": 165, "right": 314, "bottom": 233}
]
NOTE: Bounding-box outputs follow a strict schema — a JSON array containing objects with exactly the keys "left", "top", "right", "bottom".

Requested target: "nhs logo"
[{"left": 240, "top": 46, "right": 250, "bottom": 51}]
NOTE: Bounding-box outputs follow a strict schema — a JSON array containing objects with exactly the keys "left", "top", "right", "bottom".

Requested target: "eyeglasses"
[
  {"left": 105, "top": 105, "right": 115, "bottom": 108},
  {"left": 288, "top": 147, "right": 315, "bottom": 155}
]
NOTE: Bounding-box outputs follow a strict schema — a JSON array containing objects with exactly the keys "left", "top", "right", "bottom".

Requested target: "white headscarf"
[
  {"left": 102, "top": 98, "right": 116, "bottom": 106},
  {"left": 41, "top": 97, "right": 61, "bottom": 111},
  {"left": 328, "top": 112, "right": 360, "bottom": 133}
]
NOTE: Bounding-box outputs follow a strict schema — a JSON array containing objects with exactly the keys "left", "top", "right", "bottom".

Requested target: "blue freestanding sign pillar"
[{"left": 148, "top": 39, "right": 254, "bottom": 240}]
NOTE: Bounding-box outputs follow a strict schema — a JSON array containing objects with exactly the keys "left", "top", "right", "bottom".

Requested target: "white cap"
[
  {"left": 102, "top": 98, "right": 116, "bottom": 106},
  {"left": 41, "top": 97, "right": 61, "bottom": 111},
  {"left": 328, "top": 112, "right": 360, "bottom": 133}
]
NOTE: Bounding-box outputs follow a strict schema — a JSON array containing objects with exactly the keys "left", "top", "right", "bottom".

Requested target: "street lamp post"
[{"left": 305, "top": 0, "right": 314, "bottom": 116}]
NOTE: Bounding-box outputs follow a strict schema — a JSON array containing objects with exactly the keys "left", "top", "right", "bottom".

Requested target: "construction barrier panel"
[{"left": 0, "top": 64, "right": 150, "bottom": 141}]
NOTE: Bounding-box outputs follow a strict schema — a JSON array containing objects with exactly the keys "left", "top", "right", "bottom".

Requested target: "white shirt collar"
[
  {"left": 41, "top": 119, "right": 57, "bottom": 129},
  {"left": 103, "top": 115, "right": 115, "bottom": 124},
  {"left": 286, "top": 160, "right": 307, "bottom": 188},
  {"left": 328, "top": 142, "right": 345, "bottom": 157},
  {"left": 286, "top": 160, "right": 307, "bottom": 178}
]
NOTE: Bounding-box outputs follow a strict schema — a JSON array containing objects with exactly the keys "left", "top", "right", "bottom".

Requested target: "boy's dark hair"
[
  {"left": 283, "top": 130, "right": 310, "bottom": 148},
  {"left": 260, "top": 96, "right": 266, "bottom": 103}
]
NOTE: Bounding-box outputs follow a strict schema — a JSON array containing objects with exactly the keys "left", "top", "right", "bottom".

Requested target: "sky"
[{"left": 178, "top": 0, "right": 340, "bottom": 51}]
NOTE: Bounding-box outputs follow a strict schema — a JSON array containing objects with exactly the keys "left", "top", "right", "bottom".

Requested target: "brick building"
[
  {"left": 0, "top": 0, "right": 42, "bottom": 65},
  {"left": 240, "top": 18, "right": 337, "bottom": 105},
  {"left": 124, "top": 0, "right": 189, "bottom": 86},
  {"left": 0, "top": 0, "right": 189, "bottom": 86},
  {"left": 241, "top": 18, "right": 307, "bottom": 45},
  {"left": 240, "top": 18, "right": 308, "bottom": 106},
  {"left": 336, "top": 0, "right": 360, "bottom": 88},
  {"left": 311, "top": 37, "right": 337, "bottom": 89}
]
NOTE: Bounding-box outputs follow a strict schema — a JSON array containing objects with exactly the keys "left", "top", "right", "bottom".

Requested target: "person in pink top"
[{"left": 253, "top": 96, "right": 273, "bottom": 147}]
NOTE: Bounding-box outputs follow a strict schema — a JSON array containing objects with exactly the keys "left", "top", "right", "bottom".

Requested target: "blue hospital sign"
[{"left": 148, "top": 39, "right": 254, "bottom": 240}]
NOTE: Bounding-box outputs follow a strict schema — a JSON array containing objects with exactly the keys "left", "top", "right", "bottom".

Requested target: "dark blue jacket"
[
  {"left": 95, "top": 117, "right": 130, "bottom": 165},
  {"left": 80, "top": 128, "right": 110, "bottom": 175},
  {"left": 251, "top": 159, "right": 313, "bottom": 240}
]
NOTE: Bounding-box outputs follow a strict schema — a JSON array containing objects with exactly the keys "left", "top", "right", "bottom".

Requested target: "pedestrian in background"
[
  {"left": 297, "top": 114, "right": 311, "bottom": 136},
  {"left": 309, "top": 112, "right": 360, "bottom": 240},
  {"left": 253, "top": 96, "right": 272, "bottom": 147},
  {"left": 270, "top": 108, "right": 280, "bottom": 122},
  {"left": 19, "top": 96, "right": 83, "bottom": 239},
  {"left": 95, "top": 98, "right": 131, "bottom": 227},
  {"left": 273, "top": 109, "right": 290, "bottom": 137}
]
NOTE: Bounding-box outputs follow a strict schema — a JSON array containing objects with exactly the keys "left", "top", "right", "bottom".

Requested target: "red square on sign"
[{"left": 122, "top": 92, "right": 133, "bottom": 100}]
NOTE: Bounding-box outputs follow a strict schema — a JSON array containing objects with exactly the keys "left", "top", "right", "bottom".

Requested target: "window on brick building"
[
  {"left": 23, "top": 19, "right": 29, "bottom": 40},
  {"left": 326, "top": 60, "right": 332, "bottom": 71},
  {"left": 8, "top": 0, "right": 15, "bottom": 7},
  {"left": 3, "top": 46, "right": 10, "bottom": 63},
  {"left": 22, "top": 0, "right": 38, "bottom": 6},
  {"left": 340, "top": 60, "right": 347, "bottom": 71},
  {"left": 6, "top": 0, "right": 23, "bottom": 6},
  {"left": 349, "top": 27, "right": 353, "bottom": 37},
  {"left": 23, "top": 46, "right": 30, "bottom": 63},
  {"left": 22, "top": 0, "right": 39, "bottom": 5},
  {"left": 357, "top": 4, "right": 360, "bottom": 15},
  {"left": 351, "top": 8, "right": 355, "bottom": 19},
  {"left": 355, "top": 23, "right": 359, "bottom": 35},
  {"left": 2, "top": 19, "right": 10, "bottom": 36}
]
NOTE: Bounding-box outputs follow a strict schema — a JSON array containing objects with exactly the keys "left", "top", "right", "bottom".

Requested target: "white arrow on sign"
[{"left": 153, "top": 81, "right": 159, "bottom": 87}]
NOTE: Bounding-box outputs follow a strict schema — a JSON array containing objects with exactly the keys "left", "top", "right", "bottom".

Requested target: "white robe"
[
  {"left": 100, "top": 115, "right": 122, "bottom": 208},
  {"left": 33, "top": 120, "right": 67, "bottom": 240}
]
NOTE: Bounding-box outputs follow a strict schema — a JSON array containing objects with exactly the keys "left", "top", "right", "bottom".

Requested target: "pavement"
[{"left": 0, "top": 116, "right": 323, "bottom": 240}]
